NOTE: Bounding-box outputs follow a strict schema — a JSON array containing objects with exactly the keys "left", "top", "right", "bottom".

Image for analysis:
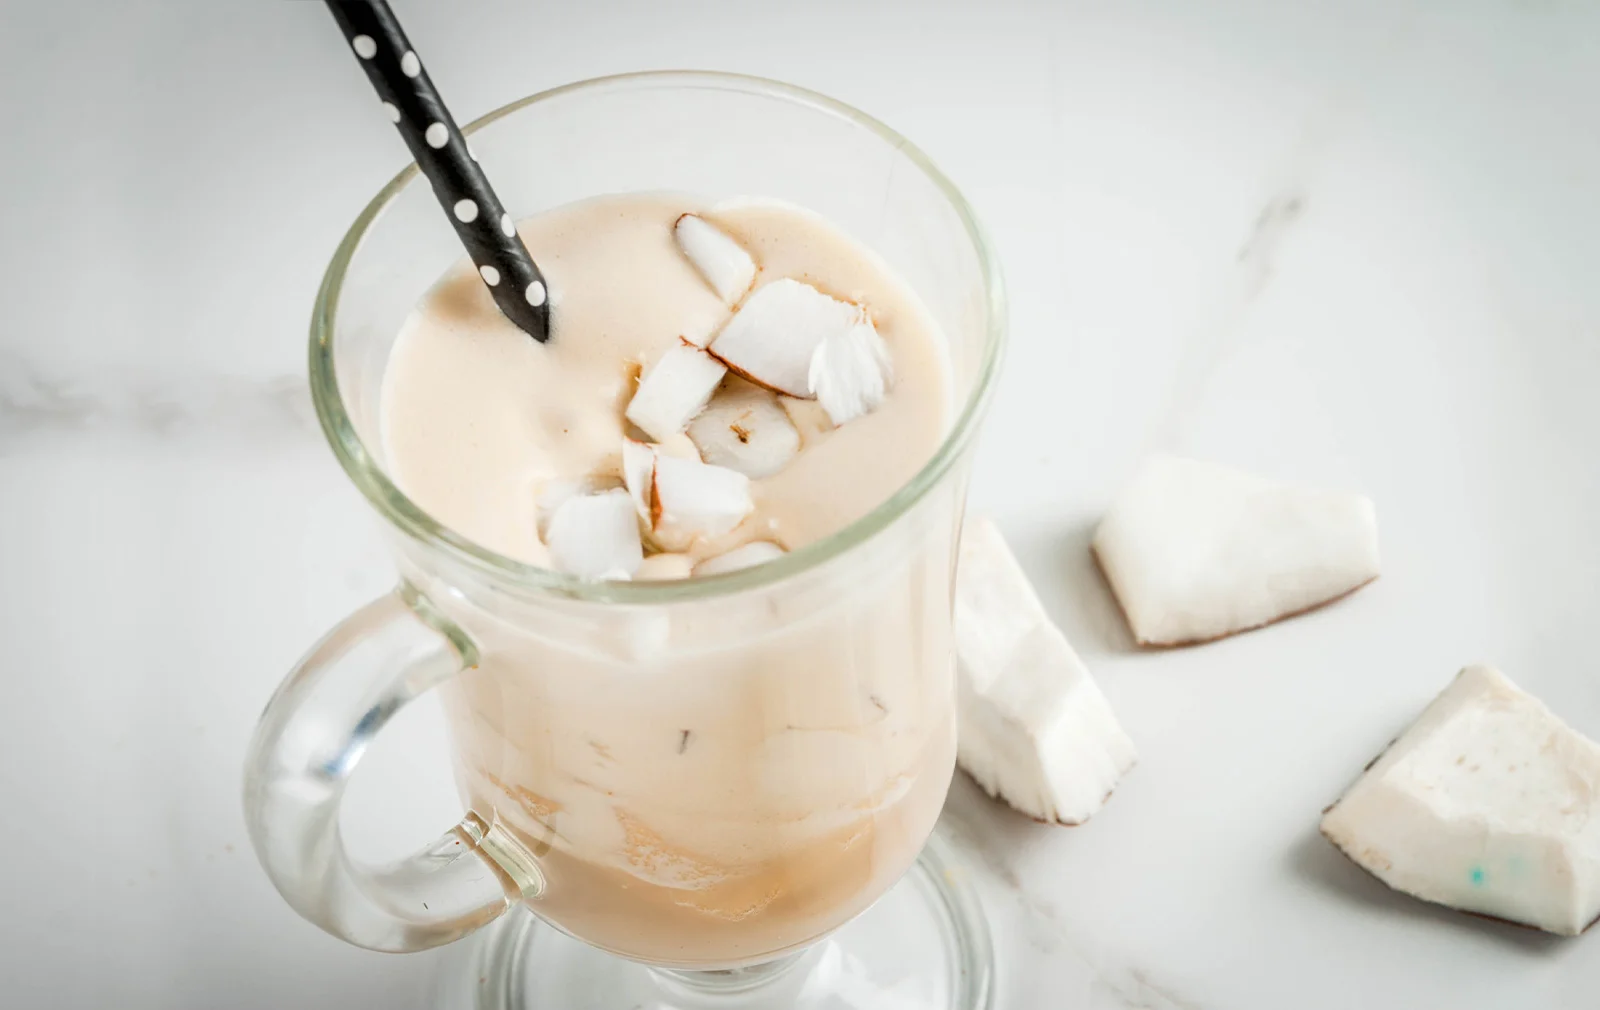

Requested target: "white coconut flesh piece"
[
  {"left": 708, "top": 278, "right": 860, "bottom": 399},
  {"left": 1092, "top": 455, "right": 1380, "bottom": 646},
  {"left": 625, "top": 342, "right": 728, "bottom": 443},
  {"left": 621, "top": 439, "right": 755, "bottom": 553},
  {"left": 1320, "top": 665, "right": 1600, "bottom": 936},
  {"left": 686, "top": 380, "right": 801, "bottom": 479},
  {"left": 694, "top": 540, "right": 786, "bottom": 577},
  {"left": 955, "top": 517, "right": 1137, "bottom": 825},
  {"left": 651, "top": 454, "right": 754, "bottom": 549},
  {"left": 534, "top": 476, "right": 586, "bottom": 541},
  {"left": 809, "top": 313, "right": 892, "bottom": 426},
  {"left": 675, "top": 213, "right": 758, "bottom": 306},
  {"left": 536, "top": 473, "right": 626, "bottom": 538},
  {"left": 544, "top": 489, "right": 644, "bottom": 581}
]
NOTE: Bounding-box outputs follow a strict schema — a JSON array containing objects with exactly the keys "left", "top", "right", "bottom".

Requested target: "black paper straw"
[{"left": 324, "top": 0, "right": 550, "bottom": 342}]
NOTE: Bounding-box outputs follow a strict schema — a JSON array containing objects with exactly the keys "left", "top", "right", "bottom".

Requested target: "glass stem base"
[
  {"left": 649, "top": 949, "right": 816, "bottom": 1003},
  {"left": 434, "top": 827, "right": 993, "bottom": 1010}
]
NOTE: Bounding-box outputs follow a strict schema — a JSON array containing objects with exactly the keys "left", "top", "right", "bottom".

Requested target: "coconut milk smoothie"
[{"left": 381, "top": 193, "right": 956, "bottom": 965}]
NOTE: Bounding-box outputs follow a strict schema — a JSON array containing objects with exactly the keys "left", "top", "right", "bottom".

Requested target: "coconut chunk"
[
  {"left": 675, "top": 213, "right": 757, "bottom": 305},
  {"left": 544, "top": 489, "right": 644, "bottom": 581},
  {"left": 695, "top": 540, "right": 786, "bottom": 577},
  {"left": 625, "top": 342, "right": 728, "bottom": 442},
  {"left": 709, "top": 279, "right": 859, "bottom": 398},
  {"left": 534, "top": 477, "right": 585, "bottom": 541},
  {"left": 955, "top": 517, "right": 1137, "bottom": 825},
  {"left": 536, "top": 473, "right": 624, "bottom": 538},
  {"left": 650, "top": 455, "right": 754, "bottom": 551},
  {"left": 1321, "top": 665, "right": 1600, "bottom": 936},
  {"left": 809, "top": 313, "right": 891, "bottom": 426},
  {"left": 1092, "top": 455, "right": 1380, "bottom": 646},
  {"left": 622, "top": 439, "right": 754, "bottom": 550},
  {"left": 686, "top": 379, "right": 801, "bottom": 479}
]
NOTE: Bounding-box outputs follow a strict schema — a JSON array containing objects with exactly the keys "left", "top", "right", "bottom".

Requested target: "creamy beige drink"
[{"left": 381, "top": 193, "right": 954, "bottom": 966}]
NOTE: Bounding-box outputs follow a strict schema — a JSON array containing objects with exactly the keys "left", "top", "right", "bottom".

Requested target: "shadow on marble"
[
  {"left": 1283, "top": 827, "right": 1569, "bottom": 956},
  {"left": 940, "top": 776, "right": 1204, "bottom": 1009},
  {"left": 940, "top": 784, "right": 1085, "bottom": 982},
  {"left": 1049, "top": 518, "right": 1140, "bottom": 659},
  {"left": 939, "top": 771, "right": 1034, "bottom": 889}
]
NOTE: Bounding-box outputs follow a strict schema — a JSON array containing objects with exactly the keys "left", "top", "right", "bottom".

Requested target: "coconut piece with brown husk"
[
  {"left": 1093, "top": 455, "right": 1380, "bottom": 646},
  {"left": 709, "top": 279, "right": 854, "bottom": 398},
  {"left": 709, "top": 278, "right": 893, "bottom": 427},
  {"left": 621, "top": 439, "right": 754, "bottom": 552},
  {"left": 1320, "top": 665, "right": 1600, "bottom": 936}
]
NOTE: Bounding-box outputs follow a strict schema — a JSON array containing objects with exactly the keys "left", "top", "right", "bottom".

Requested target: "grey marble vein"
[
  {"left": 0, "top": 356, "right": 315, "bottom": 442},
  {"left": 943, "top": 778, "right": 1204, "bottom": 1010}
]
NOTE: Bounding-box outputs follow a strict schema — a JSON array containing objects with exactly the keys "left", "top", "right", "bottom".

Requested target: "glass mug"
[{"left": 244, "top": 72, "right": 1005, "bottom": 1004}]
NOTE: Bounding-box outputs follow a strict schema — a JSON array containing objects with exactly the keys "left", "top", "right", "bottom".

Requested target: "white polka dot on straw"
[
  {"left": 453, "top": 199, "right": 478, "bottom": 223},
  {"left": 383, "top": 102, "right": 400, "bottom": 123},
  {"left": 525, "top": 281, "right": 547, "bottom": 307},
  {"left": 479, "top": 265, "right": 500, "bottom": 286},
  {"left": 424, "top": 123, "right": 448, "bottom": 148},
  {"left": 400, "top": 51, "right": 420, "bottom": 77},
  {"left": 499, "top": 213, "right": 514, "bottom": 237},
  {"left": 352, "top": 35, "right": 377, "bottom": 59}
]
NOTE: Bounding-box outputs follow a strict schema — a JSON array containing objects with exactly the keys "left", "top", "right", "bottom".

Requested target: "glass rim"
[{"left": 309, "top": 70, "right": 1008, "bottom": 604}]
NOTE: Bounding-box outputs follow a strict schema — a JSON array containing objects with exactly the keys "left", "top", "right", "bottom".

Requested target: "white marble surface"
[{"left": 3, "top": 1, "right": 1599, "bottom": 1007}]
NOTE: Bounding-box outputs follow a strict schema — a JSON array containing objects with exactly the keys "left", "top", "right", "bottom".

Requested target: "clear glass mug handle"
[{"left": 242, "top": 585, "right": 540, "bottom": 952}]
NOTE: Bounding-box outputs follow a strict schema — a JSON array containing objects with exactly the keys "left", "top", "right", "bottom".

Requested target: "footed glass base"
[{"left": 435, "top": 828, "right": 993, "bottom": 1010}]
